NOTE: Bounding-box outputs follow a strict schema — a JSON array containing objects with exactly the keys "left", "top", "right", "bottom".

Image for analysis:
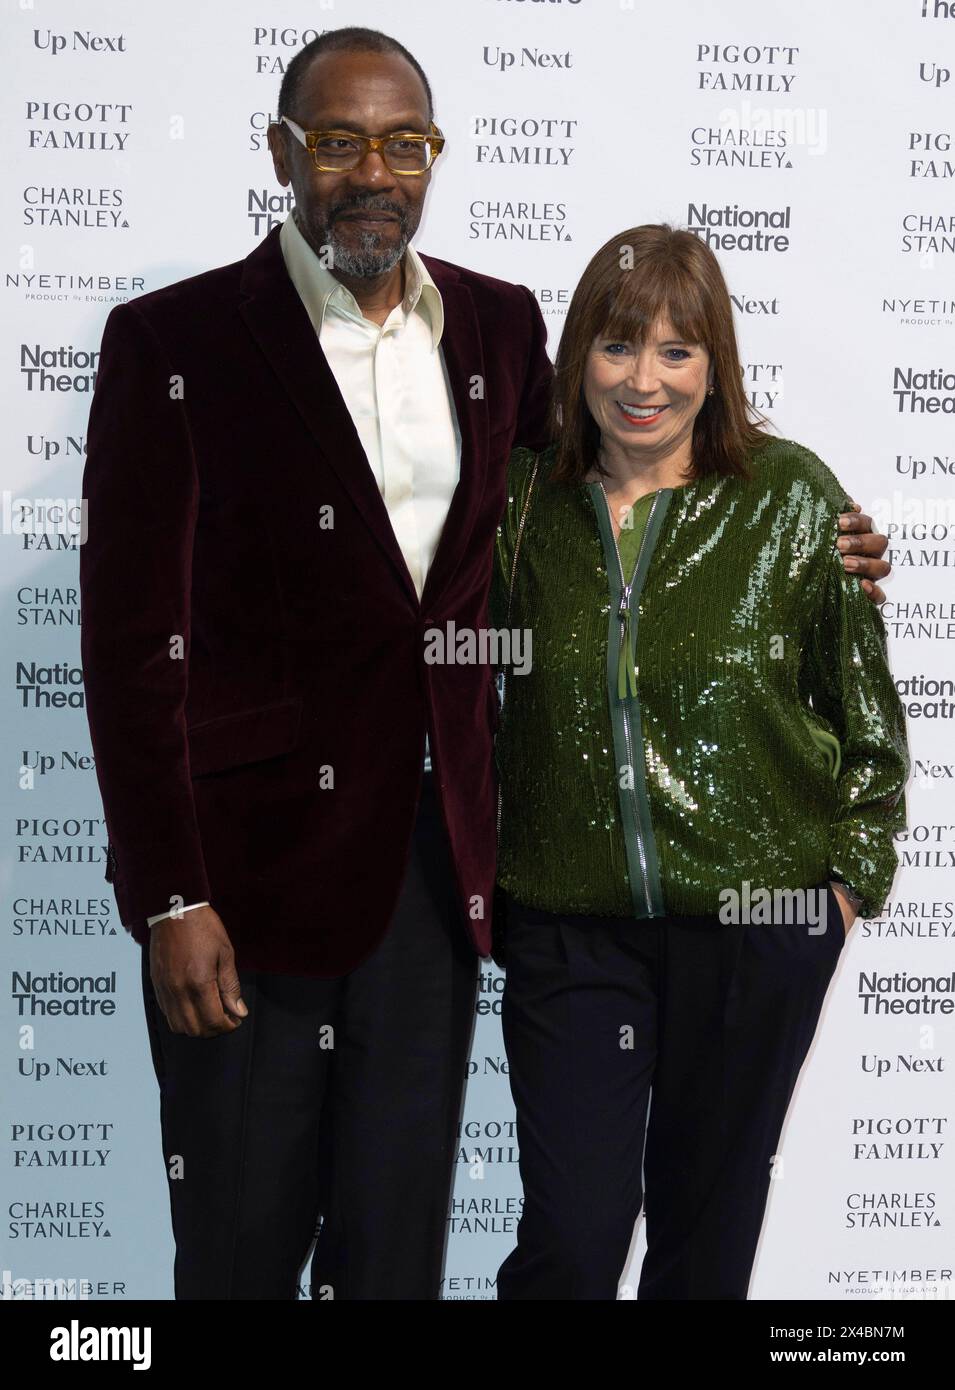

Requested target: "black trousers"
[
  {"left": 140, "top": 773, "right": 478, "bottom": 1300},
  {"left": 497, "top": 882, "right": 846, "bottom": 1300}
]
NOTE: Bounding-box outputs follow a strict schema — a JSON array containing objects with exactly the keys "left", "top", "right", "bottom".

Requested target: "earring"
[{"left": 706, "top": 385, "right": 715, "bottom": 396}]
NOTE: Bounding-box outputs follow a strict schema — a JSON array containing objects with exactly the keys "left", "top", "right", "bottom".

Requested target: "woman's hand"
[{"left": 829, "top": 881, "right": 859, "bottom": 937}]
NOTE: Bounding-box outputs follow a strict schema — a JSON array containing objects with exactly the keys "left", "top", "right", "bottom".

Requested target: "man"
[{"left": 79, "top": 27, "right": 891, "bottom": 1301}]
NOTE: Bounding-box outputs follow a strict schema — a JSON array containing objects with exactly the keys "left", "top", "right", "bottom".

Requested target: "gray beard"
[
  {"left": 295, "top": 205, "right": 410, "bottom": 278},
  {"left": 326, "top": 226, "right": 409, "bottom": 278}
]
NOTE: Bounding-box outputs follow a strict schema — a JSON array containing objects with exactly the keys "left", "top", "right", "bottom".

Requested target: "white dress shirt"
[
  {"left": 147, "top": 213, "right": 461, "bottom": 927},
  {"left": 280, "top": 210, "right": 461, "bottom": 597}
]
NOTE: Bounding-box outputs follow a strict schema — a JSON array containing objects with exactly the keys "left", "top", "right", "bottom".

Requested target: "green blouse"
[
  {"left": 615, "top": 493, "right": 655, "bottom": 573},
  {"left": 613, "top": 493, "right": 654, "bottom": 701}
]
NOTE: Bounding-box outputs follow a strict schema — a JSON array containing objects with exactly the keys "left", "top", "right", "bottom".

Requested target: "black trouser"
[
  {"left": 497, "top": 882, "right": 846, "bottom": 1300},
  {"left": 140, "top": 773, "right": 478, "bottom": 1300}
]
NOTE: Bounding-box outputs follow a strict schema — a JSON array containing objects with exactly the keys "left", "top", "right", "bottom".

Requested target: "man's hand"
[
  {"left": 149, "top": 906, "right": 248, "bottom": 1037},
  {"left": 837, "top": 502, "right": 890, "bottom": 603},
  {"left": 829, "top": 882, "right": 858, "bottom": 938}
]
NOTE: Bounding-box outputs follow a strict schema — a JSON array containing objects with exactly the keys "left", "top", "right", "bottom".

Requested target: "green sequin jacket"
[{"left": 490, "top": 436, "right": 910, "bottom": 920}]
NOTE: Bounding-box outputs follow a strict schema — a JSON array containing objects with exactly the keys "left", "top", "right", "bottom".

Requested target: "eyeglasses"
[{"left": 277, "top": 116, "right": 445, "bottom": 175}]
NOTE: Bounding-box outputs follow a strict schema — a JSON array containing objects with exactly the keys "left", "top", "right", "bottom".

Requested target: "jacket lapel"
[{"left": 419, "top": 257, "right": 489, "bottom": 611}]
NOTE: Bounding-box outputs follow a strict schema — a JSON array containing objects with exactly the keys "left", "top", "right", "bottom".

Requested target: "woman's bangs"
[{"left": 599, "top": 261, "right": 709, "bottom": 349}]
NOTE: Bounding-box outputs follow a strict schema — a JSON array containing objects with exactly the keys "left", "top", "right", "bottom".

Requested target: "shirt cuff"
[{"left": 146, "top": 901, "right": 210, "bottom": 927}]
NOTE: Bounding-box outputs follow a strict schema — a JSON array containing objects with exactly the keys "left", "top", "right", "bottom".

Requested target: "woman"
[{"left": 490, "top": 224, "right": 909, "bottom": 1300}]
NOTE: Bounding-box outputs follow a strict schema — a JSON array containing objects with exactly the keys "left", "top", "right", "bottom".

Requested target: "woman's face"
[{"left": 583, "top": 315, "right": 712, "bottom": 462}]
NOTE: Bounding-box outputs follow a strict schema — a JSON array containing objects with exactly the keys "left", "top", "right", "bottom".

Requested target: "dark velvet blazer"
[{"left": 79, "top": 223, "right": 554, "bottom": 976}]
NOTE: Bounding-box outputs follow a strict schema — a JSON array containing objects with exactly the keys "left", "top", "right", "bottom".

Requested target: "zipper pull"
[{"left": 617, "top": 599, "right": 639, "bottom": 701}]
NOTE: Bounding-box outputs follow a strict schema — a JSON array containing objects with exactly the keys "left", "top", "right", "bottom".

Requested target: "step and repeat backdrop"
[{"left": 2, "top": 0, "right": 954, "bottom": 1302}]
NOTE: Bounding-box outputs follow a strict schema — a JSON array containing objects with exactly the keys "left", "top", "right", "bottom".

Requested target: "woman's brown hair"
[{"left": 550, "top": 223, "right": 771, "bottom": 483}]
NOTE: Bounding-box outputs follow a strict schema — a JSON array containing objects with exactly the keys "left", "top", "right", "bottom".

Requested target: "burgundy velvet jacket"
[{"left": 80, "top": 223, "right": 554, "bottom": 977}]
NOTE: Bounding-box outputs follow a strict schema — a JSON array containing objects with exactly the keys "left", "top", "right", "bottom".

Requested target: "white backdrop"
[{"left": 2, "top": 0, "right": 953, "bottom": 1301}]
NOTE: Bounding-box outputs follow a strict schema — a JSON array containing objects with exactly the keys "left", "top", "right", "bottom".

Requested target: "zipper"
[
  {"left": 592, "top": 484, "right": 670, "bottom": 918},
  {"left": 601, "top": 488, "right": 655, "bottom": 912}
]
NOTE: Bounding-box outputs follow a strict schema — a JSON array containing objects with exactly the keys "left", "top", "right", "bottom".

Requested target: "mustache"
[{"left": 329, "top": 195, "right": 407, "bottom": 221}]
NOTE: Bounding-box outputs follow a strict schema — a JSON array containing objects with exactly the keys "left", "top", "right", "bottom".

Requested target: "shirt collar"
[{"left": 279, "top": 210, "right": 444, "bottom": 350}]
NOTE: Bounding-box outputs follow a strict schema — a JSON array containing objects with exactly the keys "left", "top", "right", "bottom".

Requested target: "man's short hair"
[{"left": 278, "top": 27, "right": 434, "bottom": 124}]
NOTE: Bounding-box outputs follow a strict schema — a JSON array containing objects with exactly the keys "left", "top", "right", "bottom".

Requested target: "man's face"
[{"left": 268, "top": 50, "right": 434, "bottom": 278}]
